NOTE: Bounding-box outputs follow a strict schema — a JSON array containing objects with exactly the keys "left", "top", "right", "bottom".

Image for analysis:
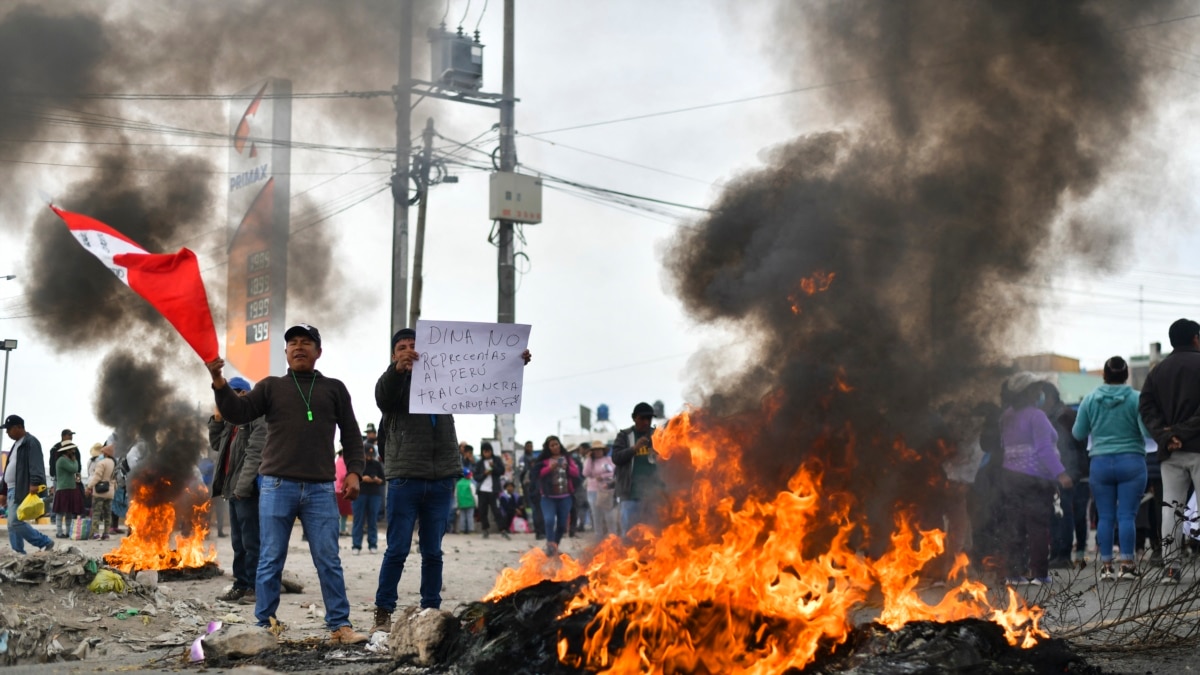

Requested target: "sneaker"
[
  {"left": 352, "top": 548, "right": 361, "bottom": 556},
  {"left": 1100, "top": 564, "right": 1115, "bottom": 581},
  {"left": 1004, "top": 576, "right": 1029, "bottom": 586},
  {"left": 368, "top": 547, "right": 378, "bottom": 554},
  {"left": 1149, "top": 554, "right": 1165, "bottom": 569},
  {"left": 238, "top": 590, "right": 256, "bottom": 605},
  {"left": 217, "top": 588, "right": 247, "bottom": 602},
  {"left": 545, "top": 541, "right": 559, "bottom": 556},
  {"left": 371, "top": 607, "right": 392, "bottom": 634},
  {"left": 1028, "top": 576, "right": 1052, "bottom": 586},
  {"left": 39, "top": 540, "right": 54, "bottom": 552},
  {"left": 329, "top": 625, "right": 367, "bottom": 645},
  {"left": 501, "top": 531, "right": 510, "bottom": 540},
  {"left": 1161, "top": 568, "right": 1182, "bottom": 585},
  {"left": 1118, "top": 565, "right": 1140, "bottom": 581},
  {"left": 100, "top": 534, "right": 110, "bottom": 540},
  {"left": 483, "top": 531, "right": 490, "bottom": 539}
]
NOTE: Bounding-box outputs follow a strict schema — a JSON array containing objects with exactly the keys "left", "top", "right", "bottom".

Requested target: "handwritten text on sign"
[{"left": 411, "top": 320, "right": 532, "bottom": 414}]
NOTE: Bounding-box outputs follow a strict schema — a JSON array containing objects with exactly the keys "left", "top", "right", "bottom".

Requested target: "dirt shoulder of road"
[{"left": 0, "top": 520, "right": 582, "bottom": 669}]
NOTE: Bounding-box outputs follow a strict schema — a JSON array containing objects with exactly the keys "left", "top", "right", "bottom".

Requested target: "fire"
[
  {"left": 489, "top": 402, "right": 1049, "bottom": 672},
  {"left": 788, "top": 270, "right": 835, "bottom": 314},
  {"left": 104, "top": 479, "right": 218, "bottom": 573}
]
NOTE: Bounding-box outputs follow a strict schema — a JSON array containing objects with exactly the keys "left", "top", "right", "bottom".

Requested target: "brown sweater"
[{"left": 214, "top": 369, "right": 364, "bottom": 482}]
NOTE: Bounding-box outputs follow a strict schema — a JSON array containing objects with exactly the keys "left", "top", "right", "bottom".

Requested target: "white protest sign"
[{"left": 410, "top": 319, "right": 531, "bottom": 414}]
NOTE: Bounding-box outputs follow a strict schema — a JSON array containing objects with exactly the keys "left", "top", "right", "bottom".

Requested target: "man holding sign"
[{"left": 371, "top": 324, "right": 530, "bottom": 633}]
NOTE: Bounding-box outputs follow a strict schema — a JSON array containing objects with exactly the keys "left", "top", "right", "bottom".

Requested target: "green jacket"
[{"left": 455, "top": 478, "right": 476, "bottom": 508}]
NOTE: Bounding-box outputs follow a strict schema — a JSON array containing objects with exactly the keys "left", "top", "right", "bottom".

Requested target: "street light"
[{"left": 1, "top": 339, "right": 16, "bottom": 424}]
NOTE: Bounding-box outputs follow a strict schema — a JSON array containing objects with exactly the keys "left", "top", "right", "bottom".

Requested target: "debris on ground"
[
  {"left": 0, "top": 546, "right": 100, "bottom": 589},
  {"left": 387, "top": 606, "right": 458, "bottom": 666}
]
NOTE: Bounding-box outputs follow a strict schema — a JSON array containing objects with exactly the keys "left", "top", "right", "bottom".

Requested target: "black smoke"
[
  {"left": 667, "top": 1, "right": 1179, "bottom": 543},
  {"left": 95, "top": 351, "right": 206, "bottom": 505}
]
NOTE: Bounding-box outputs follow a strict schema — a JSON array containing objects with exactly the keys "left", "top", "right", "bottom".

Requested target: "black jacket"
[
  {"left": 1, "top": 433, "right": 46, "bottom": 502},
  {"left": 611, "top": 426, "right": 662, "bottom": 501},
  {"left": 474, "top": 455, "right": 505, "bottom": 493},
  {"left": 1139, "top": 346, "right": 1200, "bottom": 455},
  {"left": 376, "top": 364, "right": 461, "bottom": 480}
]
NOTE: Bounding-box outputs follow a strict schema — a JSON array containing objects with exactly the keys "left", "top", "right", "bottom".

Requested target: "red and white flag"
[{"left": 50, "top": 205, "right": 219, "bottom": 362}]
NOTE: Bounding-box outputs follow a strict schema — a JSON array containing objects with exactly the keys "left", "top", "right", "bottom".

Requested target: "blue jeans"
[
  {"left": 1090, "top": 453, "right": 1147, "bottom": 563},
  {"left": 352, "top": 493, "right": 381, "bottom": 550},
  {"left": 6, "top": 488, "right": 53, "bottom": 554},
  {"left": 457, "top": 507, "right": 475, "bottom": 533},
  {"left": 620, "top": 498, "right": 651, "bottom": 537},
  {"left": 541, "top": 496, "right": 572, "bottom": 544},
  {"left": 228, "top": 497, "right": 260, "bottom": 591},
  {"left": 375, "top": 477, "right": 454, "bottom": 612},
  {"left": 256, "top": 477, "right": 352, "bottom": 630}
]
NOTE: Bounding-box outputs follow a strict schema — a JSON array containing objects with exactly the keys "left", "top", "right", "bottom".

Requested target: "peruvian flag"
[{"left": 50, "top": 205, "right": 219, "bottom": 362}]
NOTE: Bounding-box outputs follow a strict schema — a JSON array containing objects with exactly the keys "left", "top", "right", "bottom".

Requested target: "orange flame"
[
  {"left": 103, "top": 479, "right": 218, "bottom": 573},
  {"left": 488, "top": 407, "right": 1048, "bottom": 672},
  {"left": 788, "top": 270, "right": 836, "bottom": 314}
]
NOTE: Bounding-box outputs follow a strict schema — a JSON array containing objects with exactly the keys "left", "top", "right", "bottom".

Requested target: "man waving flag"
[{"left": 49, "top": 205, "right": 219, "bottom": 362}]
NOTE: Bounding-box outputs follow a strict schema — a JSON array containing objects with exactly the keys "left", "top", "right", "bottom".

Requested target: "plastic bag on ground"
[{"left": 87, "top": 570, "right": 127, "bottom": 594}]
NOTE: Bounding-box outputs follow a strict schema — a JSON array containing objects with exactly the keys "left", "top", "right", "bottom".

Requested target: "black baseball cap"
[
  {"left": 2, "top": 414, "right": 25, "bottom": 429},
  {"left": 392, "top": 328, "right": 416, "bottom": 348},
  {"left": 632, "top": 402, "right": 654, "bottom": 418},
  {"left": 284, "top": 323, "right": 322, "bottom": 347},
  {"left": 61, "top": 428, "right": 74, "bottom": 436}
]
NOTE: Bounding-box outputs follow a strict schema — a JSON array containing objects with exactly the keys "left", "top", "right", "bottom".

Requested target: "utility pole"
[
  {"left": 409, "top": 117, "right": 436, "bottom": 328},
  {"left": 391, "top": 0, "right": 415, "bottom": 335},
  {"left": 493, "top": 0, "right": 517, "bottom": 450},
  {"left": 497, "top": 0, "right": 516, "bottom": 325}
]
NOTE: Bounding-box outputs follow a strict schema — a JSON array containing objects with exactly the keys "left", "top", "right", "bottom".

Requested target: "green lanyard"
[{"left": 291, "top": 371, "right": 317, "bottom": 422}]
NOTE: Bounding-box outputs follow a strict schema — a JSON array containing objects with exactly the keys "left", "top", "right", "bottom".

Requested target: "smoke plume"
[{"left": 667, "top": 1, "right": 1179, "bottom": 541}]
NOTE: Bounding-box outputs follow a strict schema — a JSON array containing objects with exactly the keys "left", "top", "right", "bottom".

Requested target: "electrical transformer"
[{"left": 428, "top": 26, "right": 484, "bottom": 91}]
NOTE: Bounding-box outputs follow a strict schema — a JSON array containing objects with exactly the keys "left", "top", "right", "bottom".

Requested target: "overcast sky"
[{"left": 3, "top": 1, "right": 1200, "bottom": 454}]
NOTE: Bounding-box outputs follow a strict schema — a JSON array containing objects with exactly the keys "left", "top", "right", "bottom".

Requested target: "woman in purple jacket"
[{"left": 999, "top": 372, "right": 1074, "bottom": 586}]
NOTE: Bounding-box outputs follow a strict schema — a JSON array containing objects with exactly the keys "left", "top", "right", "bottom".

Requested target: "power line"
[
  {"left": 531, "top": 170, "right": 711, "bottom": 213},
  {"left": 520, "top": 134, "right": 717, "bottom": 186},
  {"left": 0, "top": 90, "right": 391, "bottom": 102},
  {"left": 0, "top": 156, "right": 389, "bottom": 175},
  {"left": 521, "top": 10, "right": 1200, "bottom": 138}
]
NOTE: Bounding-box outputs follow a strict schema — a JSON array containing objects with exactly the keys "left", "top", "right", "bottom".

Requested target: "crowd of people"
[
  {"left": 966, "top": 318, "right": 1200, "bottom": 587},
  {"left": 7, "top": 317, "right": 1200, "bottom": 644},
  {"left": 0, "top": 419, "right": 134, "bottom": 553}
]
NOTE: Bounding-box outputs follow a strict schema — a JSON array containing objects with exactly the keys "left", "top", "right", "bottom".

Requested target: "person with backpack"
[{"left": 84, "top": 444, "right": 117, "bottom": 540}]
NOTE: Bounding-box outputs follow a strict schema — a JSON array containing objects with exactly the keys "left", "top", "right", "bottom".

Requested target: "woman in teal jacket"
[{"left": 1072, "top": 356, "right": 1150, "bottom": 580}]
